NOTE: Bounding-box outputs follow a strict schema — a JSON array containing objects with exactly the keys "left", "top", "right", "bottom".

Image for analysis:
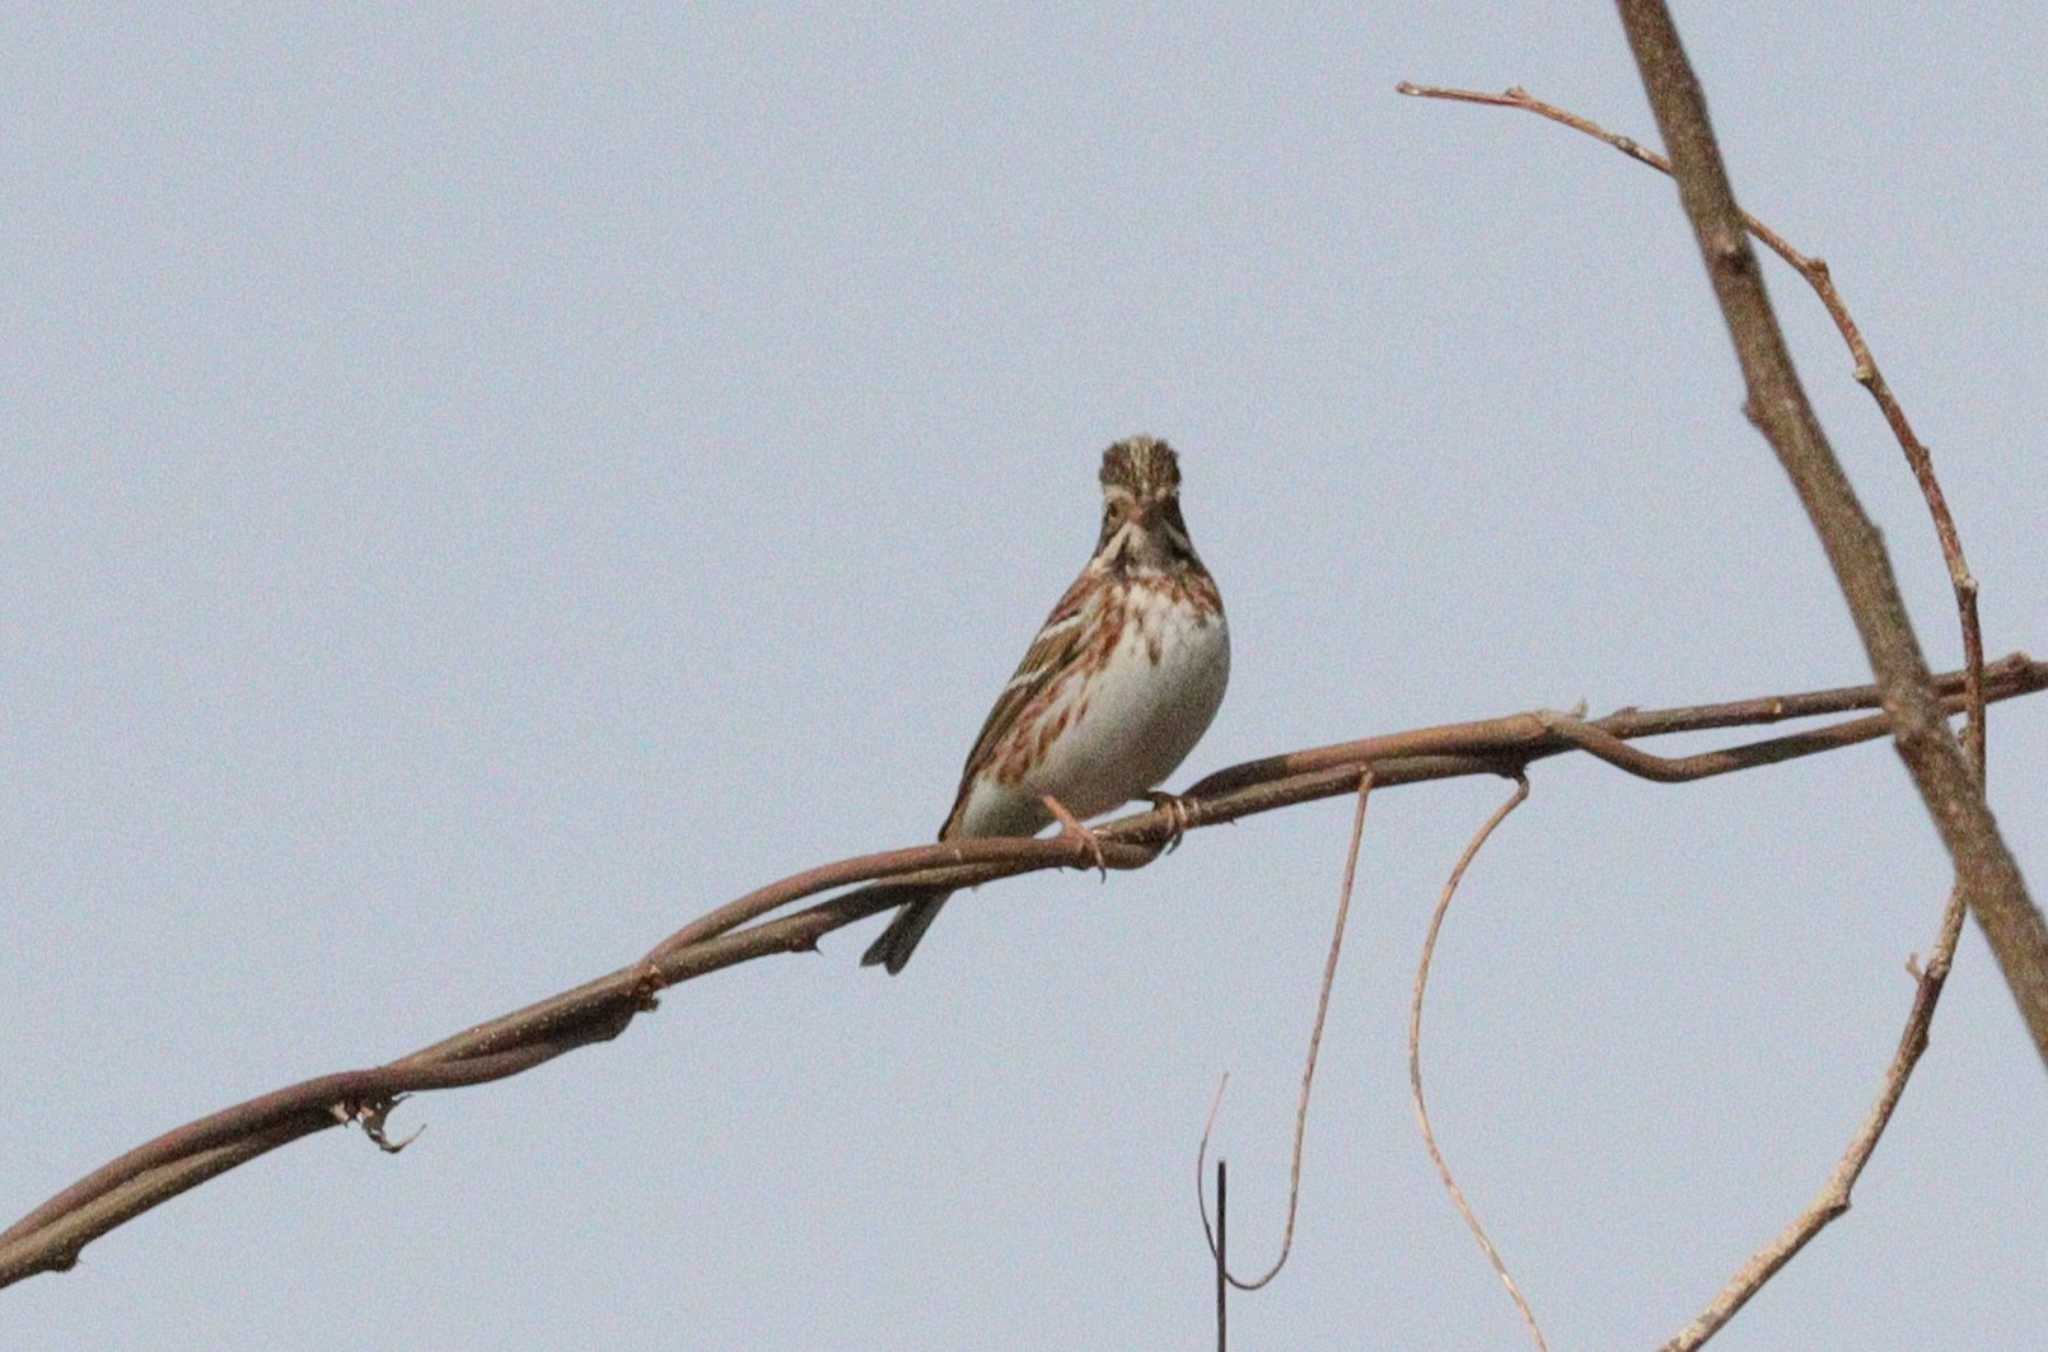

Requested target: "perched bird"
[{"left": 859, "top": 435, "right": 1230, "bottom": 973}]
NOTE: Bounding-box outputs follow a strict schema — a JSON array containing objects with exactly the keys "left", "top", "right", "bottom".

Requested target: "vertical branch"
[
  {"left": 1613, "top": 0, "right": 2048, "bottom": 1066},
  {"left": 1215, "top": 1158, "right": 1228, "bottom": 1352}
]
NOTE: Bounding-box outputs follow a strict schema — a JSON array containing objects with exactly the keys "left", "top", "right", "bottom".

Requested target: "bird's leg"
[
  {"left": 1040, "top": 793, "right": 1109, "bottom": 880},
  {"left": 1144, "top": 790, "right": 1197, "bottom": 853}
]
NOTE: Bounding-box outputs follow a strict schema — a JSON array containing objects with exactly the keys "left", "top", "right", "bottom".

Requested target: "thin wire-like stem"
[
  {"left": 1197, "top": 771, "right": 1374, "bottom": 1290},
  {"left": 1408, "top": 777, "right": 1540, "bottom": 1350},
  {"left": 1196, "top": 1071, "right": 1231, "bottom": 1259}
]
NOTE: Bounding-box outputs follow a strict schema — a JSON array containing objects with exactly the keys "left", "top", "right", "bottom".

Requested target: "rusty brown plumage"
[{"left": 861, "top": 435, "right": 1230, "bottom": 973}]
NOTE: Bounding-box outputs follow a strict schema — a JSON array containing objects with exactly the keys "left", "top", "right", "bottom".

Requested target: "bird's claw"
[
  {"left": 1145, "top": 791, "right": 1196, "bottom": 853},
  {"left": 1040, "top": 793, "right": 1109, "bottom": 880}
]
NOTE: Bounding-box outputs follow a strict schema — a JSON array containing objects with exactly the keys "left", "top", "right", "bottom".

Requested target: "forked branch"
[
  {"left": 1402, "top": 3, "right": 2019, "bottom": 1343},
  {"left": 1390, "top": 79, "right": 1986, "bottom": 777},
  {"left": 1612, "top": 0, "right": 2045, "bottom": 1066}
]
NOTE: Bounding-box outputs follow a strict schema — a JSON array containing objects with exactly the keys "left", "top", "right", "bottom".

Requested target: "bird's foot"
[
  {"left": 1144, "top": 791, "right": 1197, "bottom": 853},
  {"left": 1040, "top": 793, "right": 1109, "bottom": 880}
]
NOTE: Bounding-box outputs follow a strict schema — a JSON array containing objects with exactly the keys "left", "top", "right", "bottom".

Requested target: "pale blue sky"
[{"left": 7, "top": 5, "right": 2046, "bottom": 1348}]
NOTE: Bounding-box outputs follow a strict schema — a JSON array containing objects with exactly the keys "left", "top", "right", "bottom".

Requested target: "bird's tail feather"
[{"left": 858, "top": 883, "right": 956, "bottom": 975}]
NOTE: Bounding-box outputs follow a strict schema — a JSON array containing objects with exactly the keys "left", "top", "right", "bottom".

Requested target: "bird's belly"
[{"left": 1022, "top": 598, "right": 1230, "bottom": 820}]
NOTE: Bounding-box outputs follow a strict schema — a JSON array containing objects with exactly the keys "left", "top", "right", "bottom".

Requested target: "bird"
[{"left": 859, "top": 435, "right": 1230, "bottom": 973}]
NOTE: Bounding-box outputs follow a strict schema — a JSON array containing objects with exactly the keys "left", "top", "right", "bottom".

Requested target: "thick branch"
[
  {"left": 2, "top": 657, "right": 2042, "bottom": 1288},
  {"left": 1613, "top": 0, "right": 2048, "bottom": 1066}
]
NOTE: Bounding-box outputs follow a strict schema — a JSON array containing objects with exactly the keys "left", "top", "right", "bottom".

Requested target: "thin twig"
[
  {"left": 1196, "top": 1070, "right": 1231, "bottom": 1254},
  {"left": 1394, "top": 76, "right": 1987, "bottom": 780},
  {"left": 1180, "top": 656, "right": 2032, "bottom": 804},
  {"left": 1404, "top": 10, "right": 2044, "bottom": 1064},
  {"left": 1409, "top": 776, "right": 1538, "bottom": 1348},
  {"left": 1197, "top": 772, "right": 1375, "bottom": 1290},
  {"left": 1527, "top": 707, "right": 1944, "bottom": 785},
  {"left": 5, "top": 660, "right": 2042, "bottom": 1288},
  {"left": 1661, "top": 882, "right": 1970, "bottom": 1350}
]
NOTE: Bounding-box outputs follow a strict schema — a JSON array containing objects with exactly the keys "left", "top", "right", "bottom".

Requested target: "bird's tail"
[{"left": 858, "top": 883, "right": 956, "bottom": 975}]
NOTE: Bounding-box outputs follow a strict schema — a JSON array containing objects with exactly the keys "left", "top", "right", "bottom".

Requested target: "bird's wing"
[{"left": 936, "top": 566, "right": 1102, "bottom": 837}]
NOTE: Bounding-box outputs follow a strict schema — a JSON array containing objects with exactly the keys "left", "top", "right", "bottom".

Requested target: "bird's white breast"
[{"left": 1017, "top": 584, "right": 1230, "bottom": 822}]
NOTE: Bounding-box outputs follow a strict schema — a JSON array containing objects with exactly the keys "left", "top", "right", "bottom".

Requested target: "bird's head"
[{"left": 1095, "top": 435, "right": 1202, "bottom": 572}]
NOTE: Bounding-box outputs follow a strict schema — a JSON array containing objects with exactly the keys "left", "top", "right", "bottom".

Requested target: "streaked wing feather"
[{"left": 936, "top": 569, "right": 1099, "bottom": 836}]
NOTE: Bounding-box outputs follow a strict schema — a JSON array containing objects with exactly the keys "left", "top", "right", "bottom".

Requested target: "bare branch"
[
  {"left": 1394, "top": 78, "right": 1987, "bottom": 779},
  {"left": 3, "top": 658, "right": 2042, "bottom": 1289},
  {"left": 1610, "top": 0, "right": 2046, "bottom": 1066},
  {"left": 1198, "top": 771, "right": 1375, "bottom": 1290},
  {"left": 1409, "top": 776, "right": 1539, "bottom": 1348},
  {"left": 1402, "top": 53, "right": 2002, "bottom": 1347},
  {"left": 1662, "top": 883, "right": 1970, "bottom": 1350}
]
